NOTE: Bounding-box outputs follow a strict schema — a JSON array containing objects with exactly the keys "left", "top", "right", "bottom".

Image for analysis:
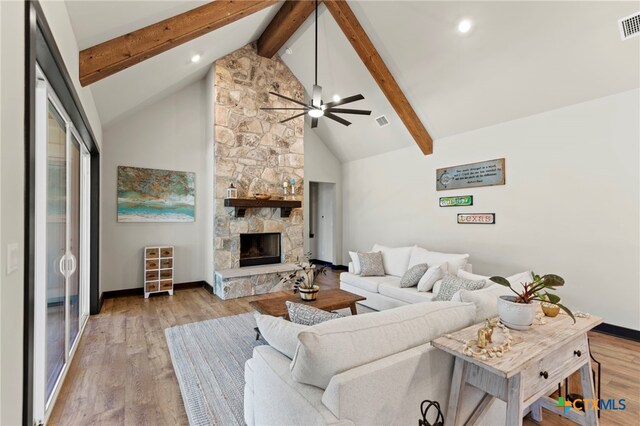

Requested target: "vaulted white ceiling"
[{"left": 65, "top": 1, "right": 640, "bottom": 162}]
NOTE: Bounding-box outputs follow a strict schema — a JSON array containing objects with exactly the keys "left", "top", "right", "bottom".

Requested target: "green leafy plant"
[
  {"left": 279, "top": 252, "right": 328, "bottom": 294},
  {"left": 490, "top": 272, "right": 575, "bottom": 323}
]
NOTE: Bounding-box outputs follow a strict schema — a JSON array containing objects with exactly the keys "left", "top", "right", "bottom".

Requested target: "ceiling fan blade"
[
  {"left": 323, "top": 94, "right": 364, "bottom": 108},
  {"left": 326, "top": 108, "right": 372, "bottom": 115},
  {"left": 311, "top": 117, "right": 319, "bottom": 128},
  {"left": 279, "top": 112, "right": 307, "bottom": 124},
  {"left": 312, "top": 85, "right": 322, "bottom": 108},
  {"left": 324, "top": 112, "right": 352, "bottom": 126},
  {"left": 261, "top": 107, "right": 309, "bottom": 110},
  {"left": 269, "top": 91, "right": 308, "bottom": 107}
]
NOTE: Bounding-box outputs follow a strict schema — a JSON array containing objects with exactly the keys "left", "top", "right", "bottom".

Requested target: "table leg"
[
  {"left": 530, "top": 400, "right": 543, "bottom": 422},
  {"left": 505, "top": 373, "right": 523, "bottom": 426},
  {"left": 445, "top": 357, "right": 467, "bottom": 426},
  {"left": 580, "top": 361, "right": 599, "bottom": 426},
  {"left": 349, "top": 303, "right": 358, "bottom": 315}
]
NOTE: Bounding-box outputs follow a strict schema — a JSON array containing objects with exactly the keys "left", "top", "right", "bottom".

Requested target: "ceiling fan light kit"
[{"left": 261, "top": 0, "right": 371, "bottom": 128}]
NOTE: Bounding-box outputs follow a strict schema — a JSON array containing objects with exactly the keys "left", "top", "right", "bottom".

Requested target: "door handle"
[
  {"left": 68, "top": 254, "right": 77, "bottom": 276},
  {"left": 59, "top": 256, "right": 66, "bottom": 276}
]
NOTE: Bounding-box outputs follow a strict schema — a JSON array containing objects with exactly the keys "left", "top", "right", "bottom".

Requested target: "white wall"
[
  {"left": 343, "top": 89, "right": 640, "bottom": 330},
  {"left": 38, "top": 0, "right": 103, "bottom": 149},
  {"left": 304, "top": 127, "right": 343, "bottom": 265},
  {"left": 102, "top": 79, "right": 211, "bottom": 291},
  {"left": 0, "top": 1, "right": 24, "bottom": 423}
]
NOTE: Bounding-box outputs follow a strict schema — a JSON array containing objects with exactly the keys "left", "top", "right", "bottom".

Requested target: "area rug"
[{"left": 165, "top": 305, "right": 373, "bottom": 426}]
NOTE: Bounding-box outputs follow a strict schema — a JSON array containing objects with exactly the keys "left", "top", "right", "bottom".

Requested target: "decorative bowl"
[
  {"left": 541, "top": 302, "right": 560, "bottom": 317},
  {"left": 254, "top": 193, "right": 271, "bottom": 200}
]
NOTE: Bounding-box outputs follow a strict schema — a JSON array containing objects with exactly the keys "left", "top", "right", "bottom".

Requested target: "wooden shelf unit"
[
  {"left": 144, "top": 245, "right": 174, "bottom": 298},
  {"left": 224, "top": 198, "right": 302, "bottom": 218}
]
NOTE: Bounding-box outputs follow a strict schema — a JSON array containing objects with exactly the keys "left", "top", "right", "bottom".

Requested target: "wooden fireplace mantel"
[{"left": 224, "top": 198, "right": 302, "bottom": 218}]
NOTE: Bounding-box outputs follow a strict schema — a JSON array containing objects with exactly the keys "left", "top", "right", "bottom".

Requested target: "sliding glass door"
[{"left": 34, "top": 66, "right": 91, "bottom": 423}]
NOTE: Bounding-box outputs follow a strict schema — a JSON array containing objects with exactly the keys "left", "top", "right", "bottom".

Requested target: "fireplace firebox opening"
[{"left": 239, "top": 233, "right": 282, "bottom": 267}]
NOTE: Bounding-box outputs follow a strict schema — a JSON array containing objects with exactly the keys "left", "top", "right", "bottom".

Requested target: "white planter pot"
[{"left": 497, "top": 296, "right": 539, "bottom": 330}]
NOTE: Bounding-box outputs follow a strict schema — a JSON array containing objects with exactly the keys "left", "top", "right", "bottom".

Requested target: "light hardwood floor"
[{"left": 49, "top": 270, "right": 639, "bottom": 425}]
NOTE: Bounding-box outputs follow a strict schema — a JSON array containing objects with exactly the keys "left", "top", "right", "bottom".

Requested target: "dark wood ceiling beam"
[
  {"left": 324, "top": 0, "right": 433, "bottom": 155},
  {"left": 257, "top": 0, "right": 316, "bottom": 58},
  {"left": 79, "top": 0, "right": 278, "bottom": 86}
]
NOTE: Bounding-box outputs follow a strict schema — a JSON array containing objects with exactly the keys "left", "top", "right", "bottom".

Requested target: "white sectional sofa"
[
  {"left": 340, "top": 244, "right": 475, "bottom": 311},
  {"left": 244, "top": 301, "right": 506, "bottom": 426}
]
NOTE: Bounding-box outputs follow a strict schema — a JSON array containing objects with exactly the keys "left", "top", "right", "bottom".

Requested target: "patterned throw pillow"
[
  {"left": 400, "top": 263, "right": 429, "bottom": 288},
  {"left": 286, "top": 301, "right": 344, "bottom": 326},
  {"left": 358, "top": 251, "right": 385, "bottom": 276},
  {"left": 434, "top": 275, "right": 486, "bottom": 301}
]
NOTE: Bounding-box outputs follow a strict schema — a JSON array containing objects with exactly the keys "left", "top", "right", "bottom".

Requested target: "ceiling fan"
[{"left": 261, "top": 0, "right": 371, "bottom": 128}]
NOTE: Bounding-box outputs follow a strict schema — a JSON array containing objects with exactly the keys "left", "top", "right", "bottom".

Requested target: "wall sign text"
[
  {"left": 457, "top": 213, "right": 496, "bottom": 225},
  {"left": 437, "top": 158, "right": 505, "bottom": 191}
]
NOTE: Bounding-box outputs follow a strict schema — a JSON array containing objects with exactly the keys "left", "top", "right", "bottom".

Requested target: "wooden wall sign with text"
[
  {"left": 436, "top": 158, "right": 505, "bottom": 191},
  {"left": 457, "top": 213, "right": 496, "bottom": 224},
  {"left": 439, "top": 195, "right": 473, "bottom": 207}
]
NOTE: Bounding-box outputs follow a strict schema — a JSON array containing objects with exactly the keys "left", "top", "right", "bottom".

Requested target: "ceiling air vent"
[
  {"left": 375, "top": 115, "right": 389, "bottom": 127},
  {"left": 619, "top": 12, "right": 640, "bottom": 40}
]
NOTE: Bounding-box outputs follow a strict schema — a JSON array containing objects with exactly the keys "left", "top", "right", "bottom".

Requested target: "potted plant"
[
  {"left": 279, "top": 253, "right": 328, "bottom": 301},
  {"left": 490, "top": 272, "right": 575, "bottom": 330}
]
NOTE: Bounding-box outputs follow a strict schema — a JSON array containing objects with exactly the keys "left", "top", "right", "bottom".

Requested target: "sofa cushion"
[
  {"left": 408, "top": 247, "right": 469, "bottom": 274},
  {"left": 378, "top": 281, "right": 436, "bottom": 304},
  {"left": 290, "top": 301, "right": 476, "bottom": 389},
  {"left": 372, "top": 244, "right": 414, "bottom": 277},
  {"left": 400, "top": 263, "right": 429, "bottom": 288},
  {"left": 358, "top": 251, "right": 385, "bottom": 276},
  {"left": 255, "top": 313, "right": 308, "bottom": 359},
  {"left": 340, "top": 273, "right": 400, "bottom": 294}
]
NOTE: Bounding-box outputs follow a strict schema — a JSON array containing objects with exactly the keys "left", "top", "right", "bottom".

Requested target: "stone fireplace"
[{"left": 212, "top": 43, "right": 305, "bottom": 299}]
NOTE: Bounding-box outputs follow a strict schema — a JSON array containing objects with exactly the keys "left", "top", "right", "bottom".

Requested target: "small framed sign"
[
  {"left": 436, "top": 158, "right": 505, "bottom": 191},
  {"left": 457, "top": 213, "right": 495, "bottom": 224},
  {"left": 439, "top": 195, "right": 473, "bottom": 207}
]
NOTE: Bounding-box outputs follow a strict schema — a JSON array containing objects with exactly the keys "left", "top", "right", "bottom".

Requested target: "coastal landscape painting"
[{"left": 117, "top": 166, "right": 195, "bottom": 222}]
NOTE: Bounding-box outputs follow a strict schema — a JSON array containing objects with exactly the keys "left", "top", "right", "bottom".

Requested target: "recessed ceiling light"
[
  {"left": 308, "top": 109, "right": 324, "bottom": 118},
  {"left": 191, "top": 54, "right": 201, "bottom": 63},
  {"left": 458, "top": 19, "right": 472, "bottom": 33},
  {"left": 332, "top": 94, "right": 341, "bottom": 102}
]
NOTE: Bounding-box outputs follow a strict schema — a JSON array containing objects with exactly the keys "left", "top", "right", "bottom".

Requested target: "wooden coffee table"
[{"left": 249, "top": 288, "right": 366, "bottom": 320}]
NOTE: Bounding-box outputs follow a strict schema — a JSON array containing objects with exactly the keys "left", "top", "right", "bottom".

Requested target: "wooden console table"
[{"left": 432, "top": 314, "right": 603, "bottom": 426}]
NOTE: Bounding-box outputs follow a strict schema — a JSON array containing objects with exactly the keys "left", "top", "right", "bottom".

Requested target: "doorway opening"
[{"left": 309, "top": 182, "right": 336, "bottom": 264}]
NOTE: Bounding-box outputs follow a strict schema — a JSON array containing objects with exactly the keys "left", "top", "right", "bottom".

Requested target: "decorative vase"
[
  {"left": 299, "top": 285, "right": 319, "bottom": 301},
  {"left": 497, "top": 296, "right": 539, "bottom": 330},
  {"left": 541, "top": 302, "right": 560, "bottom": 317}
]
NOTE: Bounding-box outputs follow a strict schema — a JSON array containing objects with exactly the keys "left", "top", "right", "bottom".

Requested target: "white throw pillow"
[
  {"left": 417, "top": 263, "right": 447, "bottom": 292},
  {"left": 349, "top": 251, "right": 362, "bottom": 274},
  {"left": 254, "top": 313, "right": 308, "bottom": 359},
  {"left": 371, "top": 244, "right": 413, "bottom": 277},
  {"left": 458, "top": 285, "right": 513, "bottom": 322}
]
